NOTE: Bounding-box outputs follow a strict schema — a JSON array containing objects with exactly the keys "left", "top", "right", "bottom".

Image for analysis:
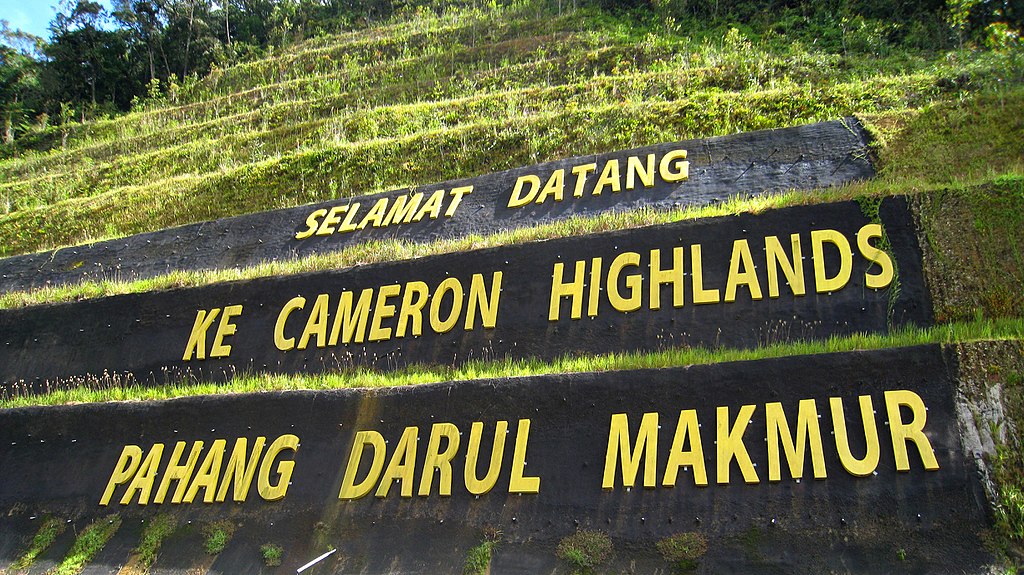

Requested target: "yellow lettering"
[
  {"left": 509, "top": 419, "right": 540, "bottom": 494},
  {"left": 121, "top": 443, "right": 164, "bottom": 505},
  {"left": 659, "top": 149, "right": 689, "bottom": 182},
  {"left": 607, "top": 252, "right": 642, "bottom": 312},
  {"left": 593, "top": 159, "right": 621, "bottom": 195},
  {"left": 858, "top": 223, "right": 894, "bottom": 289},
  {"left": 663, "top": 410, "right": 708, "bottom": 487},
  {"left": 357, "top": 198, "right": 390, "bottom": 230},
  {"left": 724, "top": 239, "right": 763, "bottom": 303},
  {"left": 464, "top": 272, "right": 502, "bottom": 331},
  {"left": 396, "top": 281, "right": 428, "bottom": 338},
  {"left": 690, "top": 244, "right": 720, "bottom": 304},
  {"left": 382, "top": 193, "right": 422, "bottom": 226},
  {"left": 602, "top": 412, "right": 659, "bottom": 489},
  {"left": 587, "top": 258, "right": 602, "bottom": 317},
  {"left": 413, "top": 190, "right": 445, "bottom": 222},
  {"left": 184, "top": 439, "right": 226, "bottom": 504},
  {"left": 338, "top": 203, "right": 361, "bottom": 232},
  {"left": 571, "top": 163, "right": 597, "bottom": 197},
  {"left": 626, "top": 154, "right": 655, "bottom": 190},
  {"left": 650, "top": 247, "right": 684, "bottom": 310},
  {"left": 717, "top": 405, "right": 759, "bottom": 484},
  {"left": 316, "top": 206, "right": 347, "bottom": 236},
  {"left": 418, "top": 423, "right": 461, "bottom": 497},
  {"left": 830, "top": 396, "right": 880, "bottom": 477},
  {"left": 549, "top": 261, "right": 586, "bottom": 321},
  {"left": 766, "top": 234, "right": 805, "bottom": 297},
  {"left": 376, "top": 426, "right": 419, "bottom": 498},
  {"left": 812, "top": 229, "right": 853, "bottom": 293},
  {"left": 216, "top": 437, "right": 266, "bottom": 503},
  {"left": 445, "top": 186, "right": 473, "bottom": 216},
  {"left": 328, "top": 289, "right": 373, "bottom": 345},
  {"left": 154, "top": 441, "right": 204, "bottom": 504},
  {"left": 295, "top": 208, "right": 327, "bottom": 240},
  {"left": 508, "top": 175, "right": 540, "bottom": 208},
  {"left": 430, "top": 277, "right": 463, "bottom": 334},
  {"left": 339, "top": 431, "right": 386, "bottom": 500},
  {"left": 274, "top": 297, "right": 305, "bottom": 351},
  {"left": 465, "top": 421, "right": 508, "bottom": 495},
  {"left": 182, "top": 308, "right": 220, "bottom": 361},
  {"left": 765, "top": 399, "right": 826, "bottom": 481},
  {"left": 298, "top": 294, "right": 330, "bottom": 350},
  {"left": 369, "top": 284, "right": 402, "bottom": 342},
  {"left": 885, "top": 390, "right": 939, "bottom": 472},
  {"left": 100, "top": 446, "right": 143, "bottom": 506},
  {"left": 536, "top": 169, "right": 565, "bottom": 203},
  {"left": 257, "top": 434, "right": 298, "bottom": 501},
  {"left": 210, "top": 304, "right": 242, "bottom": 358}
]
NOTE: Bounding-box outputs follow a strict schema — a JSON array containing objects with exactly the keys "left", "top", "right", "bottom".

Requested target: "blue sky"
[{"left": 0, "top": 0, "right": 114, "bottom": 40}]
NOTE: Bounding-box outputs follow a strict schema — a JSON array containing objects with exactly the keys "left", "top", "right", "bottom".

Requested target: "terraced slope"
[
  {"left": 0, "top": 4, "right": 1023, "bottom": 573},
  {"left": 0, "top": 5, "right": 1018, "bottom": 258}
]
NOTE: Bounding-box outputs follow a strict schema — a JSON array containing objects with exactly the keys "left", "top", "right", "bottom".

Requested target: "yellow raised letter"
[
  {"left": 465, "top": 421, "right": 508, "bottom": 495},
  {"left": 663, "top": 409, "right": 708, "bottom": 487},
  {"left": 274, "top": 297, "right": 305, "bottom": 351},
  {"left": 717, "top": 405, "right": 759, "bottom": 484},
  {"left": 602, "top": 412, "right": 659, "bottom": 489},
  {"left": 100, "top": 445, "right": 143, "bottom": 506},
  {"left": 295, "top": 208, "right": 327, "bottom": 240},
  {"left": 183, "top": 308, "right": 220, "bottom": 361},
  {"left": 857, "top": 223, "right": 894, "bottom": 289},
  {"left": 257, "top": 434, "right": 299, "bottom": 501},
  {"left": 549, "top": 261, "right": 586, "bottom": 321},
  {"left": 418, "top": 423, "right": 461, "bottom": 497},
  {"left": 811, "top": 229, "right": 852, "bottom": 293},
  {"left": 885, "top": 390, "right": 940, "bottom": 472},
  {"left": 830, "top": 396, "right": 880, "bottom": 476},
  {"left": 765, "top": 399, "right": 826, "bottom": 481},
  {"left": 508, "top": 175, "right": 540, "bottom": 208},
  {"left": 607, "top": 252, "right": 642, "bottom": 313},
  {"left": 339, "top": 431, "right": 386, "bottom": 500},
  {"left": 509, "top": 419, "right": 541, "bottom": 493},
  {"left": 376, "top": 427, "right": 419, "bottom": 498}
]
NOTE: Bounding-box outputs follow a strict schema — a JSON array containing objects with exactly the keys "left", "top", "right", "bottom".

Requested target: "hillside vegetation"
[{"left": 0, "top": 3, "right": 1021, "bottom": 260}]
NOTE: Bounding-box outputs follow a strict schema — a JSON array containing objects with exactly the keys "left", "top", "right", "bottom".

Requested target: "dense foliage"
[{"left": 0, "top": 0, "right": 1020, "bottom": 146}]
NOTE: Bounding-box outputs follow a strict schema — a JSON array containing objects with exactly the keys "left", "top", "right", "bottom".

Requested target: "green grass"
[
  {"left": 0, "top": 2, "right": 1020, "bottom": 258},
  {"left": 48, "top": 515, "right": 122, "bottom": 575},
  {"left": 656, "top": 532, "right": 709, "bottom": 573},
  {"left": 133, "top": 514, "right": 178, "bottom": 570},
  {"left": 1, "top": 317, "right": 1020, "bottom": 409},
  {"left": 8, "top": 516, "right": 66, "bottom": 571},
  {"left": 202, "top": 520, "right": 235, "bottom": 555},
  {"left": 556, "top": 530, "right": 613, "bottom": 572},
  {"left": 260, "top": 542, "right": 283, "bottom": 567},
  {"left": 2, "top": 82, "right": 1022, "bottom": 309},
  {"left": 463, "top": 540, "right": 496, "bottom": 575}
]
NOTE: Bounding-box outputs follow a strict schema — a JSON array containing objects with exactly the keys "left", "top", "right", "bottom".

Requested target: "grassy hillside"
[
  {"left": 0, "top": 4, "right": 1020, "bottom": 259},
  {"left": 1, "top": 3, "right": 1024, "bottom": 570}
]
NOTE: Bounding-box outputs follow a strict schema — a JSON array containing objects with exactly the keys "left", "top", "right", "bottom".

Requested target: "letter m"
[{"left": 602, "top": 412, "right": 659, "bottom": 489}]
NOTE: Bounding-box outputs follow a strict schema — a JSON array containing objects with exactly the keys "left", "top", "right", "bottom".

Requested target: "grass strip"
[
  {"left": 1, "top": 316, "right": 1020, "bottom": 409},
  {"left": 48, "top": 515, "right": 121, "bottom": 575}
]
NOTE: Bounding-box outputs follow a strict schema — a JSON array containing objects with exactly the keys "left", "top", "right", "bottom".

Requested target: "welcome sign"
[
  {"left": 0, "top": 198, "right": 928, "bottom": 391},
  {"left": 0, "top": 346, "right": 990, "bottom": 573},
  {"left": 0, "top": 119, "right": 873, "bottom": 293}
]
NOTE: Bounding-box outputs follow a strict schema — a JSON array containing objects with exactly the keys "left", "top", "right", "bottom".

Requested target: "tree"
[
  {"left": 0, "top": 22, "right": 42, "bottom": 143},
  {"left": 45, "top": 0, "right": 134, "bottom": 111},
  {"left": 113, "top": 0, "right": 171, "bottom": 83}
]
